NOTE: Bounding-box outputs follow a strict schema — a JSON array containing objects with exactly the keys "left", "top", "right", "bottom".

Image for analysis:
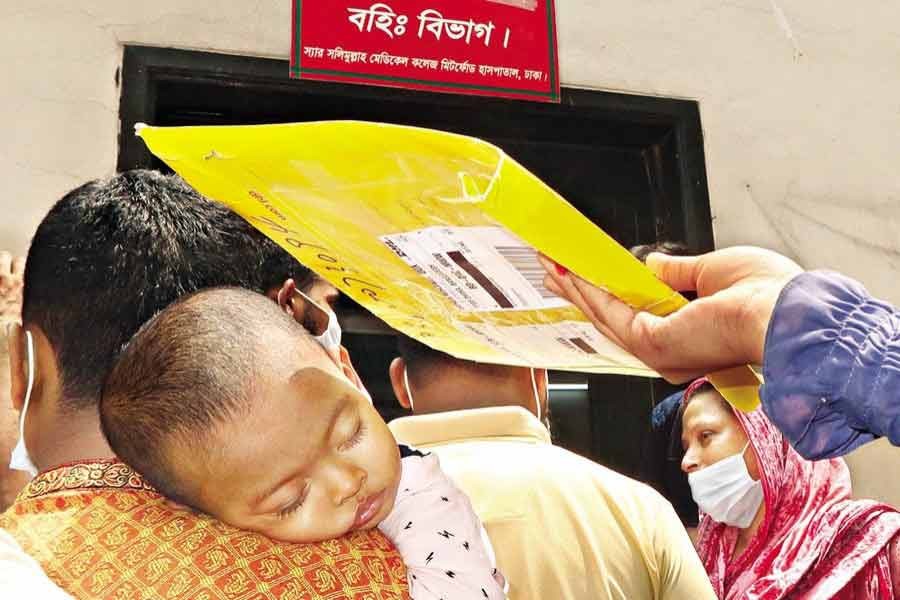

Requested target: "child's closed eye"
[
  {"left": 277, "top": 499, "right": 303, "bottom": 519},
  {"left": 339, "top": 420, "right": 367, "bottom": 451},
  {"left": 277, "top": 485, "right": 309, "bottom": 519}
]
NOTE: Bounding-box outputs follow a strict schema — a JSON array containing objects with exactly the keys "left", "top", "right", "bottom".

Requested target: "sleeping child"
[{"left": 99, "top": 287, "right": 506, "bottom": 600}]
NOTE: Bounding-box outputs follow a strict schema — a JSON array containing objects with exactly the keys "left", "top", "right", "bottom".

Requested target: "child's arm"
[
  {"left": 379, "top": 450, "right": 507, "bottom": 600},
  {"left": 395, "top": 522, "right": 506, "bottom": 600}
]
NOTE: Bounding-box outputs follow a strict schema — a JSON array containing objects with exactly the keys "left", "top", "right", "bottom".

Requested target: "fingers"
[
  {"left": 540, "top": 255, "right": 634, "bottom": 348},
  {"left": 545, "top": 267, "right": 601, "bottom": 323},
  {"left": 565, "top": 276, "right": 634, "bottom": 348},
  {"left": 543, "top": 271, "right": 599, "bottom": 331},
  {"left": 544, "top": 272, "right": 627, "bottom": 346},
  {"left": 0, "top": 252, "right": 11, "bottom": 278},
  {"left": 574, "top": 300, "right": 628, "bottom": 348},
  {"left": 540, "top": 257, "right": 628, "bottom": 347},
  {"left": 543, "top": 275, "right": 563, "bottom": 297},
  {"left": 12, "top": 256, "right": 25, "bottom": 277},
  {"left": 0, "top": 252, "right": 24, "bottom": 324},
  {"left": 645, "top": 253, "right": 703, "bottom": 292},
  {"left": 539, "top": 252, "right": 745, "bottom": 375},
  {"left": 538, "top": 254, "right": 563, "bottom": 280}
]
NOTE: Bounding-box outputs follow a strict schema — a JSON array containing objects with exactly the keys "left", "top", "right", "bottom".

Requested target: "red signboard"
[{"left": 291, "top": 0, "right": 560, "bottom": 103}]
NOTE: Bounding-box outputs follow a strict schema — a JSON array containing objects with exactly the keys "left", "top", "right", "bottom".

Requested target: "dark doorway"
[{"left": 118, "top": 44, "right": 711, "bottom": 520}]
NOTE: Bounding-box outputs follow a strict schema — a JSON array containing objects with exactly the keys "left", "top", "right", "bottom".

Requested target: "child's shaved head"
[
  {"left": 100, "top": 287, "right": 326, "bottom": 508},
  {"left": 101, "top": 287, "right": 401, "bottom": 544}
]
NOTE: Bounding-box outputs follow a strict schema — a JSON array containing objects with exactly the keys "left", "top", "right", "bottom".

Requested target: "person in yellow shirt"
[{"left": 387, "top": 336, "right": 715, "bottom": 600}]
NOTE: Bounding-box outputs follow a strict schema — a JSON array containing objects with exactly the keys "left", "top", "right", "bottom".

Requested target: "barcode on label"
[
  {"left": 569, "top": 337, "right": 598, "bottom": 354},
  {"left": 494, "top": 246, "right": 558, "bottom": 300}
]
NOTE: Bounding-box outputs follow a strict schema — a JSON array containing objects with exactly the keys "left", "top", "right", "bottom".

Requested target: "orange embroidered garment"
[{"left": 0, "top": 460, "right": 409, "bottom": 599}]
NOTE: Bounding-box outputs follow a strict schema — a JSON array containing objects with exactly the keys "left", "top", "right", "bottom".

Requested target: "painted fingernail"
[{"left": 554, "top": 262, "right": 568, "bottom": 276}]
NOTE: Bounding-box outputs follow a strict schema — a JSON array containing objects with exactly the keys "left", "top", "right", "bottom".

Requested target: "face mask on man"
[
  {"left": 9, "top": 330, "right": 39, "bottom": 477},
  {"left": 313, "top": 305, "right": 342, "bottom": 352},
  {"left": 278, "top": 281, "right": 342, "bottom": 353},
  {"left": 529, "top": 367, "right": 544, "bottom": 425},
  {"left": 688, "top": 443, "right": 763, "bottom": 528},
  {"left": 402, "top": 366, "right": 416, "bottom": 413},
  {"left": 279, "top": 282, "right": 374, "bottom": 404}
]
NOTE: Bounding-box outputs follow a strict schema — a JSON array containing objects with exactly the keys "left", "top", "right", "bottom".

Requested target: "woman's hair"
[{"left": 681, "top": 379, "right": 732, "bottom": 414}]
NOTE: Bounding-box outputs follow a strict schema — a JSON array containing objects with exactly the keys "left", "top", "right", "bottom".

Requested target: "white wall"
[{"left": 1, "top": 1, "right": 898, "bottom": 502}]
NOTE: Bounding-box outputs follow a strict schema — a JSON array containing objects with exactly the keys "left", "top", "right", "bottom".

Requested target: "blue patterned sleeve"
[{"left": 760, "top": 270, "right": 900, "bottom": 459}]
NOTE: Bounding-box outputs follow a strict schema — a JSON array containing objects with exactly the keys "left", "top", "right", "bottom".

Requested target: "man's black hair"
[
  {"left": 396, "top": 334, "right": 510, "bottom": 387},
  {"left": 100, "top": 287, "right": 315, "bottom": 508},
  {"left": 22, "top": 170, "right": 311, "bottom": 410},
  {"left": 396, "top": 334, "right": 447, "bottom": 382}
]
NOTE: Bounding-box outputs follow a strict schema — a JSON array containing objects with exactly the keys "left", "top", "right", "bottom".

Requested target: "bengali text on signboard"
[{"left": 291, "top": 0, "right": 560, "bottom": 102}]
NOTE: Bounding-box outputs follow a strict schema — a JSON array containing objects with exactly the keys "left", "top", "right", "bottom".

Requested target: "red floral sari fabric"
[{"left": 696, "top": 407, "right": 900, "bottom": 599}]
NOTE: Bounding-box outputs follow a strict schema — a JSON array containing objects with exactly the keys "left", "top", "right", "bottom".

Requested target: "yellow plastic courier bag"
[{"left": 137, "top": 121, "right": 760, "bottom": 411}]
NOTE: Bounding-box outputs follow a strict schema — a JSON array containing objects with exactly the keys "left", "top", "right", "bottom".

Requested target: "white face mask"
[
  {"left": 286, "top": 285, "right": 342, "bottom": 353},
  {"left": 284, "top": 286, "right": 372, "bottom": 405},
  {"left": 688, "top": 443, "right": 763, "bottom": 528},
  {"left": 314, "top": 306, "right": 374, "bottom": 405},
  {"left": 529, "top": 368, "right": 543, "bottom": 424},
  {"left": 9, "top": 331, "right": 39, "bottom": 477},
  {"left": 402, "top": 367, "right": 416, "bottom": 413},
  {"left": 314, "top": 307, "right": 342, "bottom": 352}
]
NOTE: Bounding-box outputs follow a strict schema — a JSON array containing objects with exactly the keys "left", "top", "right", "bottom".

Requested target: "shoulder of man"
[
  {"left": 517, "top": 443, "right": 687, "bottom": 550},
  {"left": 2, "top": 484, "right": 408, "bottom": 599},
  {"left": 541, "top": 447, "right": 710, "bottom": 595},
  {"left": 0, "top": 530, "right": 72, "bottom": 598},
  {"left": 545, "top": 443, "right": 670, "bottom": 500}
]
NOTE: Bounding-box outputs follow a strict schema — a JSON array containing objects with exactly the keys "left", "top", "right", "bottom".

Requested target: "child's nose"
[{"left": 327, "top": 461, "right": 367, "bottom": 505}]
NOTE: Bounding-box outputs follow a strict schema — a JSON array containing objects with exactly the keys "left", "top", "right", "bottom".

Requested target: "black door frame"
[
  {"left": 117, "top": 45, "right": 713, "bottom": 252},
  {"left": 117, "top": 45, "right": 714, "bottom": 504}
]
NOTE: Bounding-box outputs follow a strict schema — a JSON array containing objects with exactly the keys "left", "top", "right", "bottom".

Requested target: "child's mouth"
[{"left": 352, "top": 489, "right": 385, "bottom": 530}]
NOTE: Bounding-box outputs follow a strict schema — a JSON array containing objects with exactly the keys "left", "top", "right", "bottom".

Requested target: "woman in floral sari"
[{"left": 679, "top": 378, "right": 900, "bottom": 599}]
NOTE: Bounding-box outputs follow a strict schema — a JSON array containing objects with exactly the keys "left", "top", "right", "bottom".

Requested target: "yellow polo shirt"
[{"left": 389, "top": 407, "right": 715, "bottom": 600}]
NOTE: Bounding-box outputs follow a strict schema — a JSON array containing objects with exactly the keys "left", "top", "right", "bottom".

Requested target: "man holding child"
[{"left": 1, "top": 171, "right": 407, "bottom": 598}]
